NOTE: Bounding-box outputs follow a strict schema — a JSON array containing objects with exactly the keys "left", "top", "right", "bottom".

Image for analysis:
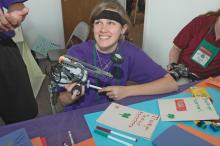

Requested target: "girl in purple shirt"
[{"left": 59, "top": 0, "right": 178, "bottom": 111}]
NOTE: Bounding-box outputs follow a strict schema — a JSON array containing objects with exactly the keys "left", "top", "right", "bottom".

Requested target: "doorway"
[{"left": 126, "top": 0, "right": 145, "bottom": 48}]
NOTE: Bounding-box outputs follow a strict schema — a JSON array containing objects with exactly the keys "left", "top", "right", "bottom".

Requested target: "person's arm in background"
[
  {"left": 168, "top": 16, "right": 199, "bottom": 67},
  {"left": 99, "top": 73, "right": 178, "bottom": 100},
  {"left": 167, "top": 44, "right": 182, "bottom": 70},
  {"left": 0, "top": 2, "right": 28, "bottom": 31},
  {"left": 169, "top": 44, "right": 182, "bottom": 64}
]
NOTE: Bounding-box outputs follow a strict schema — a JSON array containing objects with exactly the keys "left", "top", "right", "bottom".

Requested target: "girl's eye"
[
  {"left": 94, "top": 20, "right": 101, "bottom": 25},
  {"left": 107, "top": 21, "right": 116, "bottom": 25}
]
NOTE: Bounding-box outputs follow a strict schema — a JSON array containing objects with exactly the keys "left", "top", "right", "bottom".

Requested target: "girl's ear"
[{"left": 121, "top": 24, "right": 128, "bottom": 35}]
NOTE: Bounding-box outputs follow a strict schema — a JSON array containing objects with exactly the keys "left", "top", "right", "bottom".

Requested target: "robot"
[{"left": 48, "top": 55, "right": 113, "bottom": 96}]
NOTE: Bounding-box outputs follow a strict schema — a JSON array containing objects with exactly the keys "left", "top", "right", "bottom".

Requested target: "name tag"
[{"left": 191, "top": 39, "right": 219, "bottom": 68}]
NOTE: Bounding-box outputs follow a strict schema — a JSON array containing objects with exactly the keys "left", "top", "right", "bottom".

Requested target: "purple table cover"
[{"left": 0, "top": 82, "right": 196, "bottom": 145}]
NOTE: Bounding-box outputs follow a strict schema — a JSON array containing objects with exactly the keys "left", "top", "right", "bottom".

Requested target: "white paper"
[
  {"left": 96, "top": 102, "right": 160, "bottom": 139},
  {"left": 158, "top": 97, "right": 219, "bottom": 121}
]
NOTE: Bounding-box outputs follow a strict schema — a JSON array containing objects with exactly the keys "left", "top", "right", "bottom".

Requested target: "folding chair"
[{"left": 47, "top": 21, "right": 90, "bottom": 62}]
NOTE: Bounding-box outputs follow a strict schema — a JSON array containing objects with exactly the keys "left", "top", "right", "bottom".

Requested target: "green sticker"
[
  {"left": 120, "top": 113, "right": 131, "bottom": 119},
  {"left": 167, "top": 114, "right": 175, "bottom": 119}
]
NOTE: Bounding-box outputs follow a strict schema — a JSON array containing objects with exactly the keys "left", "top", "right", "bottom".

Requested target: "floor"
[
  {"left": 36, "top": 60, "right": 54, "bottom": 116},
  {"left": 34, "top": 59, "right": 64, "bottom": 117},
  {"left": 0, "top": 13, "right": 144, "bottom": 126}
]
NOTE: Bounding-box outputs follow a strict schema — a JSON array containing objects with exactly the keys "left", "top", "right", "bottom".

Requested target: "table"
[{"left": 0, "top": 82, "right": 196, "bottom": 145}]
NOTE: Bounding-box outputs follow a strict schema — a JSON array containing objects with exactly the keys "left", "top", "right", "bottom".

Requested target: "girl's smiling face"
[{"left": 93, "top": 18, "right": 127, "bottom": 53}]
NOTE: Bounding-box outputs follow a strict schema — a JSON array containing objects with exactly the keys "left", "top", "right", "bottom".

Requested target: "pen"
[
  {"left": 94, "top": 129, "right": 133, "bottom": 146},
  {"left": 68, "top": 130, "right": 74, "bottom": 145},
  {"left": 96, "top": 126, "right": 137, "bottom": 142}
]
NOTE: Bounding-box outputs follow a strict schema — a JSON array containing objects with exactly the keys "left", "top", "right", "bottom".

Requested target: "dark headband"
[{"left": 94, "top": 10, "right": 127, "bottom": 25}]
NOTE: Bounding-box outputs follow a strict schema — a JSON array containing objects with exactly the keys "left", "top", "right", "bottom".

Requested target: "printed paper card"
[
  {"left": 96, "top": 102, "right": 160, "bottom": 139},
  {"left": 158, "top": 97, "right": 219, "bottom": 121},
  {"left": 0, "top": 128, "right": 33, "bottom": 146}
]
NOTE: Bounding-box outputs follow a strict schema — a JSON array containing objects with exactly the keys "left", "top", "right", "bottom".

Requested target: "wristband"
[{"left": 167, "top": 63, "right": 177, "bottom": 71}]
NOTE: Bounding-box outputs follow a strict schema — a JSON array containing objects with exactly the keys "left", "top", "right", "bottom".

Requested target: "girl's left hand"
[{"left": 99, "top": 86, "right": 128, "bottom": 100}]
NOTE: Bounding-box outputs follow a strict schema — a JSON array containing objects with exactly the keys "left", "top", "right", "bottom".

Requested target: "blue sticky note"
[
  {"left": 0, "top": 128, "right": 33, "bottom": 146},
  {"left": 152, "top": 125, "right": 214, "bottom": 146}
]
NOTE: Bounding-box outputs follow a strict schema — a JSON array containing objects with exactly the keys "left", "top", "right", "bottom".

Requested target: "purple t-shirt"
[
  {"left": 65, "top": 40, "right": 167, "bottom": 111},
  {"left": 0, "top": 0, "right": 27, "bottom": 38}
]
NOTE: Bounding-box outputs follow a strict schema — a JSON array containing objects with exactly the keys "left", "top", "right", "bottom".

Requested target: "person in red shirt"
[{"left": 168, "top": 8, "right": 220, "bottom": 80}]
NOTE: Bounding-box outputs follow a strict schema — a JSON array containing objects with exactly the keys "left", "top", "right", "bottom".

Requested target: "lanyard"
[
  {"left": 92, "top": 42, "right": 122, "bottom": 101},
  {"left": 92, "top": 42, "right": 122, "bottom": 84}
]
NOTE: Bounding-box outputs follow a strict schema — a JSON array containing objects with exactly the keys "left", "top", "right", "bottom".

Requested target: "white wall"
[
  {"left": 21, "top": 0, "right": 65, "bottom": 49},
  {"left": 118, "top": 0, "right": 126, "bottom": 9},
  {"left": 21, "top": 0, "right": 125, "bottom": 51},
  {"left": 143, "top": 0, "right": 220, "bottom": 68}
]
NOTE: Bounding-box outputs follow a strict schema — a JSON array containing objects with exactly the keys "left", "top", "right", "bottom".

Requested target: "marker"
[
  {"left": 94, "top": 129, "right": 133, "bottom": 146},
  {"left": 63, "top": 142, "right": 69, "bottom": 146},
  {"left": 89, "top": 84, "right": 102, "bottom": 90},
  {"left": 86, "top": 80, "right": 102, "bottom": 90},
  {"left": 96, "top": 126, "right": 137, "bottom": 142},
  {"left": 68, "top": 131, "right": 74, "bottom": 145}
]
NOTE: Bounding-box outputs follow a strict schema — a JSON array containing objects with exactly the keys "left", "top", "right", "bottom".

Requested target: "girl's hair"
[
  {"left": 89, "top": 0, "right": 131, "bottom": 30},
  {"left": 201, "top": 8, "right": 220, "bottom": 16}
]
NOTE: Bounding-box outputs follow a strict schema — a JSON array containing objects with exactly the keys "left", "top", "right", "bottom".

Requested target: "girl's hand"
[
  {"left": 99, "top": 86, "right": 129, "bottom": 100},
  {"left": 59, "top": 83, "right": 85, "bottom": 106}
]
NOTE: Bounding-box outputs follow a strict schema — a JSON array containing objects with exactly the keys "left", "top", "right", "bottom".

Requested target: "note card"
[
  {"left": 96, "top": 102, "right": 160, "bottom": 139},
  {"left": 158, "top": 97, "right": 219, "bottom": 121}
]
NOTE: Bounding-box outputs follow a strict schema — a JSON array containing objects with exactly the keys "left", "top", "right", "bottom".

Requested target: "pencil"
[
  {"left": 96, "top": 126, "right": 137, "bottom": 142},
  {"left": 94, "top": 129, "right": 133, "bottom": 146}
]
